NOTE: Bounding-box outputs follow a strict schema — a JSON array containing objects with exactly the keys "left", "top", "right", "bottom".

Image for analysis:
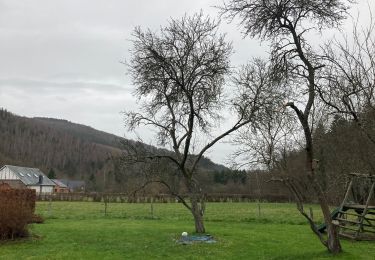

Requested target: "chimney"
[{"left": 39, "top": 175, "right": 43, "bottom": 184}]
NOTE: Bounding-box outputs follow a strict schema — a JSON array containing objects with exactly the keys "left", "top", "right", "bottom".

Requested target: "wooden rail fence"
[{"left": 37, "top": 192, "right": 292, "bottom": 203}]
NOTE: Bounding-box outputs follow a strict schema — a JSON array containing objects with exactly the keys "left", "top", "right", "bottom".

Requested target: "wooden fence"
[{"left": 37, "top": 192, "right": 293, "bottom": 203}]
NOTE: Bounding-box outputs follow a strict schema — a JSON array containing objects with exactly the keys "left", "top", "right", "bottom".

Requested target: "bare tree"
[
  {"left": 230, "top": 59, "right": 296, "bottom": 171},
  {"left": 319, "top": 12, "right": 375, "bottom": 143},
  {"left": 125, "top": 13, "right": 266, "bottom": 233},
  {"left": 220, "top": 0, "right": 354, "bottom": 253}
]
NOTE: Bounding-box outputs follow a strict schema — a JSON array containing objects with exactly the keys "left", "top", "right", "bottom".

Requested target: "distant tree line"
[{"left": 213, "top": 169, "right": 247, "bottom": 185}]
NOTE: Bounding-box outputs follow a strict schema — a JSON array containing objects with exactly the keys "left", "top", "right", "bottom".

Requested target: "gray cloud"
[
  {"left": 0, "top": 0, "right": 373, "bottom": 165},
  {"left": 0, "top": 78, "right": 131, "bottom": 93}
]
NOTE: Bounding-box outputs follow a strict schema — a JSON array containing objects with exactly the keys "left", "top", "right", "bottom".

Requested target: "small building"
[
  {"left": 51, "top": 179, "right": 70, "bottom": 193},
  {"left": 0, "top": 165, "right": 55, "bottom": 194},
  {"left": 58, "top": 179, "right": 86, "bottom": 192}
]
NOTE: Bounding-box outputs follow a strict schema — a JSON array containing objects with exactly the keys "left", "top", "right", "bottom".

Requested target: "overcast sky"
[{"left": 0, "top": 0, "right": 373, "bottom": 166}]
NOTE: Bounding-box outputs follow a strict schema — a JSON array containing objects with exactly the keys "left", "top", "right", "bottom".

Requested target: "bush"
[{"left": 0, "top": 189, "right": 36, "bottom": 240}]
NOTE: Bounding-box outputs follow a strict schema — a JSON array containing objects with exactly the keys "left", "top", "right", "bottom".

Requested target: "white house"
[{"left": 0, "top": 165, "right": 55, "bottom": 194}]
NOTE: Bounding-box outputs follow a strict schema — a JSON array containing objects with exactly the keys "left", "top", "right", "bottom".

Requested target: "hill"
[
  {"left": 33, "top": 117, "right": 123, "bottom": 150},
  {"left": 0, "top": 108, "right": 229, "bottom": 191}
]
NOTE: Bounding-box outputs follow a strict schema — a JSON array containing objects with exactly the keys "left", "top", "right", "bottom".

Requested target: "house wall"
[
  {"left": 54, "top": 186, "right": 69, "bottom": 193},
  {"left": 28, "top": 185, "right": 54, "bottom": 194},
  {"left": 0, "top": 167, "right": 19, "bottom": 180}
]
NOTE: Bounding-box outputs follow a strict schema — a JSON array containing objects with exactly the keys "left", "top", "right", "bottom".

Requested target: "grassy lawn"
[{"left": 0, "top": 202, "right": 374, "bottom": 259}]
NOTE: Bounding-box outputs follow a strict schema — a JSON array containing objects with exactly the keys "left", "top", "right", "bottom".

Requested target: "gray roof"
[
  {"left": 59, "top": 179, "right": 85, "bottom": 190},
  {"left": 51, "top": 179, "right": 68, "bottom": 188},
  {"left": 2, "top": 165, "right": 55, "bottom": 186}
]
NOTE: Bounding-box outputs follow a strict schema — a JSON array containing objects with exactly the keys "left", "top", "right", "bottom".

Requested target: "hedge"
[{"left": 0, "top": 189, "right": 36, "bottom": 240}]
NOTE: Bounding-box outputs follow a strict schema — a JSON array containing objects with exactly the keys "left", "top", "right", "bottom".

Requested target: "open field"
[{"left": 1, "top": 202, "right": 374, "bottom": 259}]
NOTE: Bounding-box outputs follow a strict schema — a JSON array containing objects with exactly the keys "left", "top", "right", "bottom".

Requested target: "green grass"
[{"left": 0, "top": 202, "right": 374, "bottom": 259}]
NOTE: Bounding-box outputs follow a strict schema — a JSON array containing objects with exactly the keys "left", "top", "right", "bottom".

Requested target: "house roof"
[
  {"left": 59, "top": 179, "right": 85, "bottom": 190},
  {"left": 2, "top": 165, "right": 55, "bottom": 186},
  {"left": 51, "top": 179, "right": 68, "bottom": 188}
]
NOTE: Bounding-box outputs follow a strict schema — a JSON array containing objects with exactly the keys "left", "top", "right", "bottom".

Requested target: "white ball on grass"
[{"left": 181, "top": 232, "right": 188, "bottom": 237}]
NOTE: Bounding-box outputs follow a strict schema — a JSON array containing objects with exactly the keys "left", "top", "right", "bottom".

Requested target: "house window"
[
  {"left": 34, "top": 174, "right": 38, "bottom": 177},
  {"left": 27, "top": 173, "right": 31, "bottom": 177},
  {"left": 19, "top": 173, "right": 25, "bottom": 177}
]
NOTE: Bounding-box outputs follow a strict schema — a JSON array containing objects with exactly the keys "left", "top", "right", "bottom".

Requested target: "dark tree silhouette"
[{"left": 47, "top": 168, "right": 56, "bottom": 179}]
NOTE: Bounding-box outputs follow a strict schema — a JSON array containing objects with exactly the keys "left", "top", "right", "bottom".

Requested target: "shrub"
[{"left": 0, "top": 189, "right": 36, "bottom": 240}]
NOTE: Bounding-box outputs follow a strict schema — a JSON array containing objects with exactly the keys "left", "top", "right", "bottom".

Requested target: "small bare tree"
[
  {"left": 319, "top": 13, "right": 375, "bottom": 143},
  {"left": 230, "top": 59, "right": 296, "bottom": 171},
  {"left": 125, "top": 13, "right": 266, "bottom": 233},
  {"left": 220, "top": 0, "right": 354, "bottom": 253}
]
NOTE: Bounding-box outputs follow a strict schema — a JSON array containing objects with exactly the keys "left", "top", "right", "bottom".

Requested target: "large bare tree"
[
  {"left": 125, "top": 13, "right": 267, "bottom": 233},
  {"left": 220, "top": 0, "right": 354, "bottom": 254}
]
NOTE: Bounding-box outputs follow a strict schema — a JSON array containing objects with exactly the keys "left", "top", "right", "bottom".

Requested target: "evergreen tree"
[{"left": 48, "top": 168, "right": 56, "bottom": 179}]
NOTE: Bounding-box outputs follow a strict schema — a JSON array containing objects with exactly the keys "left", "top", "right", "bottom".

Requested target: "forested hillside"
[
  {"left": 0, "top": 109, "right": 119, "bottom": 185},
  {"left": 272, "top": 110, "right": 375, "bottom": 202},
  {"left": 0, "top": 109, "right": 230, "bottom": 192},
  {"left": 34, "top": 117, "right": 123, "bottom": 150},
  {"left": 2, "top": 107, "right": 373, "bottom": 199}
]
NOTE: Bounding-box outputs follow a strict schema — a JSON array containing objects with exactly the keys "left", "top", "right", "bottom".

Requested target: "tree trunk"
[
  {"left": 191, "top": 198, "right": 206, "bottom": 233},
  {"left": 311, "top": 176, "right": 342, "bottom": 254},
  {"left": 187, "top": 180, "right": 206, "bottom": 233},
  {"left": 304, "top": 122, "right": 342, "bottom": 254},
  {"left": 326, "top": 223, "right": 342, "bottom": 254}
]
